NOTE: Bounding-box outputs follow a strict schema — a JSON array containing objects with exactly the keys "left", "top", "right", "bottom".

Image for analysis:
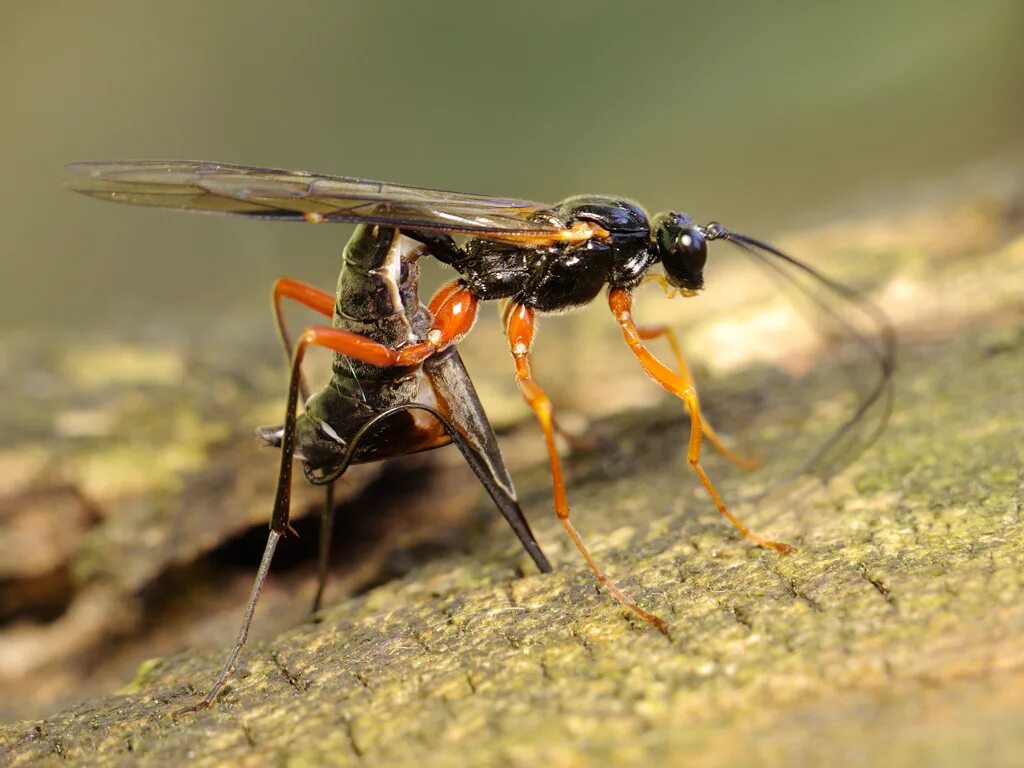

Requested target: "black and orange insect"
[{"left": 67, "top": 160, "right": 894, "bottom": 711}]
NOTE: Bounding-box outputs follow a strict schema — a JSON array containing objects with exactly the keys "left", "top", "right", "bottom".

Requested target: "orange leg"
[
  {"left": 505, "top": 302, "right": 668, "bottom": 633},
  {"left": 279, "top": 277, "right": 473, "bottom": 612},
  {"left": 176, "top": 280, "right": 478, "bottom": 714},
  {"left": 271, "top": 277, "right": 341, "bottom": 611},
  {"left": 272, "top": 277, "right": 337, "bottom": 401},
  {"left": 495, "top": 297, "right": 589, "bottom": 450},
  {"left": 270, "top": 279, "right": 477, "bottom": 541},
  {"left": 636, "top": 324, "right": 759, "bottom": 471},
  {"left": 609, "top": 289, "right": 790, "bottom": 554},
  {"left": 288, "top": 279, "right": 476, "bottom": 371},
  {"left": 273, "top": 277, "right": 336, "bottom": 350}
]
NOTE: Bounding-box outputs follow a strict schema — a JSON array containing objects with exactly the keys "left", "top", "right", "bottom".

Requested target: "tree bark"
[{"left": 1, "top": 181, "right": 1022, "bottom": 767}]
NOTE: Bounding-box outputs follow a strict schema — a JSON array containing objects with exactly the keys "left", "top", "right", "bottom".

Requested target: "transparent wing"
[
  {"left": 707, "top": 225, "right": 896, "bottom": 487},
  {"left": 65, "top": 160, "right": 568, "bottom": 237}
]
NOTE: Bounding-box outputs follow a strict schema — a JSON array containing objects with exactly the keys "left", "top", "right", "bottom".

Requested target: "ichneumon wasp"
[{"left": 66, "top": 160, "right": 895, "bottom": 711}]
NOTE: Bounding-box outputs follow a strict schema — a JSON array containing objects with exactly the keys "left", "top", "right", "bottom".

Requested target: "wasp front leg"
[
  {"left": 608, "top": 288, "right": 790, "bottom": 554},
  {"left": 635, "top": 323, "right": 759, "bottom": 471}
]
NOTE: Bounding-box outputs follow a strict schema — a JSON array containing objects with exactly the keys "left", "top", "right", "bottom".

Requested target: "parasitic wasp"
[{"left": 66, "top": 160, "right": 895, "bottom": 711}]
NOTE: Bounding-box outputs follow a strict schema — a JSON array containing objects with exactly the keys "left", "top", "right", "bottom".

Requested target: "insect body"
[{"left": 66, "top": 161, "right": 894, "bottom": 711}]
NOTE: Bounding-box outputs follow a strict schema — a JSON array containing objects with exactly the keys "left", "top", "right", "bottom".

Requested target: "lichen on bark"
[{"left": 1, "top": 189, "right": 1022, "bottom": 767}]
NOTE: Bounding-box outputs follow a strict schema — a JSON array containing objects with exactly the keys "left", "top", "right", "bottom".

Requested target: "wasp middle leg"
[{"left": 504, "top": 302, "right": 669, "bottom": 634}]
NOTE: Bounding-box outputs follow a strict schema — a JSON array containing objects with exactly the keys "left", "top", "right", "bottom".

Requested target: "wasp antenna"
[
  {"left": 699, "top": 221, "right": 728, "bottom": 241},
  {"left": 704, "top": 223, "right": 896, "bottom": 483}
]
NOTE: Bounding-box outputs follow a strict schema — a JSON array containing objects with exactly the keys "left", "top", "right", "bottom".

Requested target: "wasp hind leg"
[
  {"left": 175, "top": 313, "right": 314, "bottom": 714},
  {"left": 269, "top": 276, "right": 340, "bottom": 615}
]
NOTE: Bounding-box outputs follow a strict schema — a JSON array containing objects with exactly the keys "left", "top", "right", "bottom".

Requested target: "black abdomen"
[
  {"left": 331, "top": 224, "right": 430, "bottom": 403},
  {"left": 294, "top": 225, "right": 431, "bottom": 468}
]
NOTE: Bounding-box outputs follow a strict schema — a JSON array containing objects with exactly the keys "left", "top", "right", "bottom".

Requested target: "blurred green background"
[{"left": 1, "top": 0, "right": 1022, "bottom": 332}]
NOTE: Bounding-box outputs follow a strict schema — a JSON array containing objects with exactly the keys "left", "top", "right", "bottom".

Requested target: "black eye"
[
  {"left": 676, "top": 228, "right": 707, "bottom": 273},
  {"left": 652, "top": 211, "right": 707, "bottom": 292},
  {"left": 660, "top": 225, "right": 706, "bottom": 291}
]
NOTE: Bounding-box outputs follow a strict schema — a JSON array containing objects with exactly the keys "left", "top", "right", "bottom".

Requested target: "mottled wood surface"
[{"left": 1, "top": 179, "right": 1022, "bottom": 767}]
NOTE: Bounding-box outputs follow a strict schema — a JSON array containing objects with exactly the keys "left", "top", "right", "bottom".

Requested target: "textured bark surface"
[
  {"left": 0, "top": 333, "right": 470, "bottom": 719},
  {"left": 1, "top": 181, "right": 1022, "bottom": 767}
]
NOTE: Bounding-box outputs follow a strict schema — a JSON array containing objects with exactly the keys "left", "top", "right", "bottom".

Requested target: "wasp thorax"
[
  {"left": 555, "top": 195, "right": 659, "bottom": 289},
  {"left": 652, "top": 211, "right": 707, "bottom": 292}
]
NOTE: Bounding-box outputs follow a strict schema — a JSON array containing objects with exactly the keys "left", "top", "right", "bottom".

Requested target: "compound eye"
[
  {"left": 653, "top": 212, "right": 707, "bottom": 292},
  {"left": 676, "top": 227, "right": 707, "bottom": 274}
]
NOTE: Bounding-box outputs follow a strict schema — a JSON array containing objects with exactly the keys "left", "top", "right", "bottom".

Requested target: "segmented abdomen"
[{"left": 330, "top": 225, "right": 430, "bottom": 411}]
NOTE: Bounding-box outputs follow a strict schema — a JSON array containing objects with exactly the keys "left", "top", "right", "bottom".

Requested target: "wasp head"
[{"left": 651, "top": 212, "right": 707, "bottom": 293}]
